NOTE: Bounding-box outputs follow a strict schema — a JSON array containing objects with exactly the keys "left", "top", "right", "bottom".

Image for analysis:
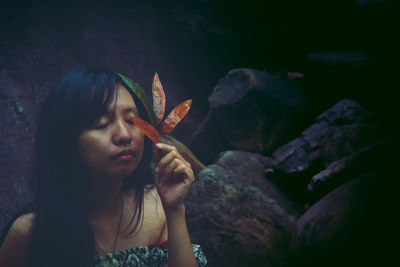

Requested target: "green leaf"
[{"left": 117, "top": 73, "right": 157, "bottom": 125}]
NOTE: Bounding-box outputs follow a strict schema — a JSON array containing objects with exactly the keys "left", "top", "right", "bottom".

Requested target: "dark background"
[{"left": 1, "top": 0, "right": 398, "bottom": 264}]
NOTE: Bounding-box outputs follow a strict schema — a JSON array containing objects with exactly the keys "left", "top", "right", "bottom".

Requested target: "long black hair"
[{"left": 26, "top": 67, "right": 153, "bottom": 266}]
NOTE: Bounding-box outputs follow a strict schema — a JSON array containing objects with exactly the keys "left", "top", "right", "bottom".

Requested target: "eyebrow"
[
  {"left": 122, "top": 106, "right": 138, "bottom": 115},
  {"left": 104, "top": 106, "right": 139, "bottom": 117}
]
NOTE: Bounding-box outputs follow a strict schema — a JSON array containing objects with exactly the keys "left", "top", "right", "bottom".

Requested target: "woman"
[{"left": 0, "top": 67, "right": 207, "bottom": 266}]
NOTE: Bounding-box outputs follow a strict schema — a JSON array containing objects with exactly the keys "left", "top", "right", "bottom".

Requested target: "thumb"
[{"left": 153, "top": 143, "right": 163, "bottom": 166}]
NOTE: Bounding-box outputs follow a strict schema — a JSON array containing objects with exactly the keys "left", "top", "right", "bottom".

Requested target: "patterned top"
[{"left": 94, "top": 241, "right": 207, "bottom": 267}]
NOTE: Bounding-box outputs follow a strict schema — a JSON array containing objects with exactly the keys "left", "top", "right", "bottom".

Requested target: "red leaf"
[
  {"left": 160, "top": 99, "right": 192, "bottom": 135},
  {"left": 152, "top": 72, "right": 166, "bottom": 124},
  {"left": 131, "top": 116, "right": 160, "bottom": 143}
]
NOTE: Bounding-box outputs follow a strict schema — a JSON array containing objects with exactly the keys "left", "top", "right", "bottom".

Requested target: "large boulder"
[
  {"left": 186, "top": 151, "right": 299, "bottom": 267},
  {"left": 190, "top": 68, "right": 311, "bottom": 164},
  {"left": 267, "top": 99, "right": 386, "bottom": 205},
  {"left": 0, "top": 70, "right": 37, "bottom": 232},
  {"left": 307, "top": 140, "right": 388, "bottom": 200},
  {"left": 289, "top": 168, "right": 397, "bottom": 266}
]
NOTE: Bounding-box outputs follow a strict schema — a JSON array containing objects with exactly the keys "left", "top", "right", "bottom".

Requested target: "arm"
[
  {"left": 154, "top": 143, "right": 198, "bottom": 267},
  {"left": 165, "top": 206, "right": 197, "bottom": 267},
  {"left": 0, "top": 213, "right": 34, "bottom": 267}
]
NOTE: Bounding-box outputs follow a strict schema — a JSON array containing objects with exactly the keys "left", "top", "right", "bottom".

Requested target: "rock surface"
[
  {"left": 186, "top": 151, "right": 299, "bottom": 267},
  {"left": 289, "top": 168, "right": 396, "bottom": 266},
  {"left": 185, "top": 97, "right": 393, "bottom": 266},
  {"left": 190, "top": 68, "right": 312, "bottom": 165},
  {"left": 267, "top": 99, "right": 386, "bottom": 205},
  {"left": 0, "top": 70, "right": 37, "bottom": 230}
]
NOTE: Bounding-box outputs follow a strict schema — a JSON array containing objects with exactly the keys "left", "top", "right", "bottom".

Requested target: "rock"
[
  {"left": 268, "top": 99, "right": 385, "bottom": 205},
  {"left": 15, "top": 101, "right": 24, "bottom": 113},
  {"left": 186, "top": 151, "right": 299, "bottom": 267},
  {"left": 273, "top": 99, "right": 379, "bottom": 172},
  {"left": 0, "top": 70, "right": 37, "bottom": 232},
  {"left": 307, "top": 141, "right": 389, "bottom": 198},
  {"left": 294, "top": 173, "right": 373, "bottom": 247},
  {"left": 190, "top": 68, "right": 311, "bottom": 165},
  {"left": 289, "top": 169, "right": 396, "bottom": 266}
]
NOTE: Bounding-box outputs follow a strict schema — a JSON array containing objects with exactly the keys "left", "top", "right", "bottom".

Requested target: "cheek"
[
  {"left": 78, "top": 132, "right": 109, "bottom": 166},
  {"left": 135, "top": 132, "right": 145, "bottom": 159},
  {"left": 138, "top": 132, "right": 144, "bottom": 148}
]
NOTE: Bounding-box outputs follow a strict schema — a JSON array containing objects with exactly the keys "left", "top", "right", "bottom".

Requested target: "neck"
[{"left": 87, "top": 176, "right": 125, "bottom": 220}]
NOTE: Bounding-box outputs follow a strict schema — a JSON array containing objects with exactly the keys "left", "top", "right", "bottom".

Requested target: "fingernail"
[
  {"left": 155, "top": 167, "right": 159, "bottom": 173},
  {"left": 156, "top": 143, "right": 162, "bottom": 148}
]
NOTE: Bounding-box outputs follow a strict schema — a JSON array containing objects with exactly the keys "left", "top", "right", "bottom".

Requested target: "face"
[{"left": 78, "top": 85, "right": 144, "bottom": 181}]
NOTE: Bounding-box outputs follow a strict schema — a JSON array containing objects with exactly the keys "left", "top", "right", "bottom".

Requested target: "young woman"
[{"left": 0, "top": 67, "right": 207, "bottom": 266}]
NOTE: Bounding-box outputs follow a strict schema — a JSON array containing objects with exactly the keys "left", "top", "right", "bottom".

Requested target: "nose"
[{"left": 112, "top": 120, "right": 133, "bottom": 146}]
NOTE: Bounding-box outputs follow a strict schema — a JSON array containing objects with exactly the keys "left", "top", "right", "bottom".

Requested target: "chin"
[
  {"left": 105, "top": 158, "right": 140, "bottom": 178},
  {"left": 122, "top": 168, "right": 135, "bottom": 176},
  {"left": 112, "top": 165, "right": 138, "bottom": 179}
]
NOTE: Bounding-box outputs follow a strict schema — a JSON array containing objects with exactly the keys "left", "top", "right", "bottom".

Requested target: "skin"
[
  {"left": 78, "top": 86, "right": 144, "bottom": 182},
  {"left": 0, "top": 85, "right": 198, "bottom": 267}
]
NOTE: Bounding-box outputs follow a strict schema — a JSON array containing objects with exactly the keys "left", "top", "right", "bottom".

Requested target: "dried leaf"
[
  {"left": 152, "top": 72, "right": 166, "bottom": 124},
  {"left": 131, "top": 116, "right": 160, "bottom": 143},
  {"left": 160, "top": 99, "right": 192, "bottom": 135},
  {"left": 117, "top": 73, "right": 157, "bottom": 125}
]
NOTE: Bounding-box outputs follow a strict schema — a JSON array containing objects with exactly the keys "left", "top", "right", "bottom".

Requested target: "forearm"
[{"left": 165, "top": 205, "right": 198, "bottom": 267}]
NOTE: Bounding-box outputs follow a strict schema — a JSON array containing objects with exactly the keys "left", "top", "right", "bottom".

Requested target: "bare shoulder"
[
  {"left": 2, "top": 213, "right": 35, "bottom": 245},
  {"left": 144, "top": 185, "right": 163, "bottom": 206},
  {"left": 126, "top": 185, "right": 165, "bottom": 221},
  {"left": 144, "top": 184, "right": 160, "bottom": 199},
  {"left": 10, "top": 213, "right": 35, "bottom": 236},
  {"left": 0, "top": 213, "right": 35, "bottom": 266}
]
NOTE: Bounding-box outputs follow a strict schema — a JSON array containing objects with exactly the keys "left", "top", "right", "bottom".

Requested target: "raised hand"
[{"left": 154, "top": 143, "right": 195, "bottom": 213}]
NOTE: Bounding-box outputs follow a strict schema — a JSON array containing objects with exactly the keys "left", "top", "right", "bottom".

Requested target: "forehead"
[{"left": 107, "top": 85, "right": 138, "bottom": 113}]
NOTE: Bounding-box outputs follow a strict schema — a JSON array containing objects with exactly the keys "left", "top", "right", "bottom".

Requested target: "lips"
[{"left": 112, "top": 149, "right": 135, "bottom": 160}]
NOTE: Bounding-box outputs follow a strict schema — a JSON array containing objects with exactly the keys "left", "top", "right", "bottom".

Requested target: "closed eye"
[
  {"left": 93, "top": 122, "right": 110, "bottom": 129},
  {"left": 126, "top": 113, "right": 136, "bottom": 125}
]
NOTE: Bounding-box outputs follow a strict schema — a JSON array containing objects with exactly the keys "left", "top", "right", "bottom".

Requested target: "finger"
[
  {"left": 155, "top": 150, "right": 177, "bottom": 185},
  {"left": 155, "top": 143, "right": 189, "bottom": 166},
  {"left": 154, "top": 144, "right": 164, "bottom": 166},
  {"left": 155, "top": 142, "right": 177, "bottom": 153},
  {"left": 172, "top": 164, "right": 195, "bottom": 184},
  {"left": 154, "top": 145, "right": 164, "bottom": 185},
  {"left": 161, "top": 158, "right": 184, "bottom": 182},
  {"left": 156, "top": 149, "right": 180, "bottom": 172},
  {"left": 155, "top": 170, "right": 161, "bottom": 186}
]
